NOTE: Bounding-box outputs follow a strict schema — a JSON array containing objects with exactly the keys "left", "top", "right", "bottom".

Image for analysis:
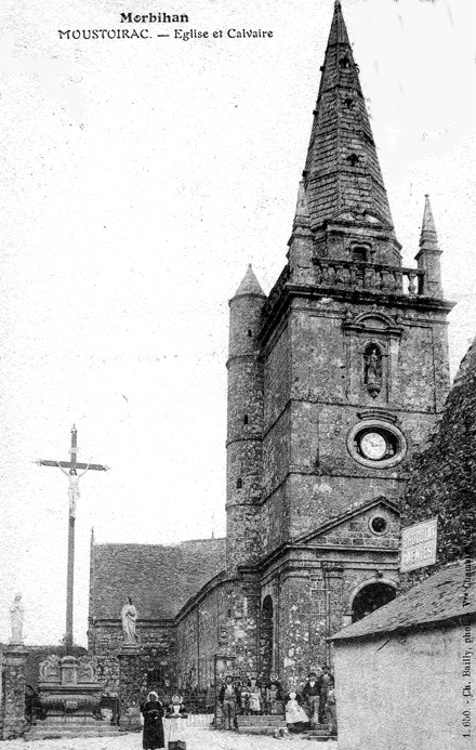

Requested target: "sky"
[{"left": 0, "top": 0, "right": 475, "bottom": 647}]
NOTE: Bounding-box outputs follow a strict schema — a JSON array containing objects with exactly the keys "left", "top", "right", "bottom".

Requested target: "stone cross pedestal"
[
  {"left": 118, "top": 645, "right": 143, "bottom": 730},
  {"left": 26, "top": 654, "right": 119, "bottom": 740},
  {"left": 1, "top": 644, "right": 29, "bottom": 740}
]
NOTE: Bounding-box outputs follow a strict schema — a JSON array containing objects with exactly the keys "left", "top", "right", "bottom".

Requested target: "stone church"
[{"left": 88, "top": 1, "right": 453, "bottom": 709}]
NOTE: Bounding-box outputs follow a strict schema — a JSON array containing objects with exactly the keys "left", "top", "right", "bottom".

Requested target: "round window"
[{"left": 369, "top": 515, "right": 388, "bottom": 535}]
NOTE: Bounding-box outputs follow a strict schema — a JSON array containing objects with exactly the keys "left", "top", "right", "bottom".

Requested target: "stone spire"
[
  {"left": 292, "top": 180, "right": 312, "bottom": 231},
  {"left": 416, "top": 194, "right": 443, "bottom": 298},
  {"left": 288, "top": 180, "right": 314, "bottom": 284},
  {"left": 233, "top": 264, "right": 265, "bottom": 299},
  {"left": 419, "top": 194, "right": 438, "bottom": 246},
  {"left": 303, "top": 1, "right": 395, "bottom": 232}
]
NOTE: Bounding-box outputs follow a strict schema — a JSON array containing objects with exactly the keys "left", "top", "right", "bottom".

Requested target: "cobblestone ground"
[{"left": 2, "top": 718, "right": 339, "bottom": 750}]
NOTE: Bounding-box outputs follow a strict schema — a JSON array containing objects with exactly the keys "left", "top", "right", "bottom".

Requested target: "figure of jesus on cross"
[{"left": 37, "top": 425, "right": 109, "bottom": 650}]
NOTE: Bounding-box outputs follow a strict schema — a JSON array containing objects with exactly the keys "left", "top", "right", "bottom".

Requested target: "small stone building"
[
  {"left": 89, "top": 1, "right": 454, "bottom": 706},
  {"left": 331, "top": 559, "right": 476, "bottom": 750}
]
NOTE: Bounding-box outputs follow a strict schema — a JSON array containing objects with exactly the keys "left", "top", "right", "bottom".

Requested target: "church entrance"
[
  {"left": 260, "top": 596, "right": 274, "bottom": 679},
  {"left": 351, "top": 582, "right": 396, "bottom": 622}
]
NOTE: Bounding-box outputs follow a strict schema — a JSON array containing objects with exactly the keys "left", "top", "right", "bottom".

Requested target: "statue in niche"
[
  {"left": 10, "top": 592, "right": 24, "bottom": 644},
  {"left": 364, "top": 344, "right": 383, "bottom": 397},
  {"left": 121, "top": 597, "right": 138, "bottom": 644}
]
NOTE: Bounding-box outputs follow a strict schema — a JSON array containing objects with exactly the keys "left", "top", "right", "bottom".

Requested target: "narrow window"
[
  {"left": 247, "top": 329, "right": 252, "bottom": 337},
  {"left": 352, "top": 246, "right": 368, "bottom": 262},
  {"left": 236, "top": 478, "right": 243, "bottom": 489},
  {"left": 244, "top": 414, "right": 249, "bottom": 425}
]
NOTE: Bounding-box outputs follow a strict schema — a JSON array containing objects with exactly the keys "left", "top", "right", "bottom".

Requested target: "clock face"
[{"left": 360, "top": 431, "right": 387, "bottom": 460}]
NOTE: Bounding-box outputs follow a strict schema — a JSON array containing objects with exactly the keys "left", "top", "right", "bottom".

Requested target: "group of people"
[
  {"left": 140, "top": 691, "right": 188, "bottom": 750},
  {"left": 218, "top": 667, "right": 337, "bottom": 736}
]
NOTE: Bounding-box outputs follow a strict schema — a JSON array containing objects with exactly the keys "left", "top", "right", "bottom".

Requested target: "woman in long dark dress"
[{"left": 141, "top": 691, "right": 165, "bottom": 750}]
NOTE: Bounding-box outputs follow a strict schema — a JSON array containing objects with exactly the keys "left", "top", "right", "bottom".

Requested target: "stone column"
[
  {"left": 1, "top": 645, "right": 29, "bottom": 739},
  {"left": 118, "top": 645, "right": 143, "bottom": 731}
]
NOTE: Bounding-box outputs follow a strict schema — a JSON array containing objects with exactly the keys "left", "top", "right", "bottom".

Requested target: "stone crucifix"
[{"left": 36, "top": 425, "right": 109, "bottom": 650}]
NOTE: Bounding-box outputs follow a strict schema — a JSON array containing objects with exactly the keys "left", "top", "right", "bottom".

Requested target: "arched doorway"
[
  {"left": 351, "top": 582, "right": 396, "bottom": 622},
  {"left": 260, "top": 596, "right": 274, "bottom": 679}
]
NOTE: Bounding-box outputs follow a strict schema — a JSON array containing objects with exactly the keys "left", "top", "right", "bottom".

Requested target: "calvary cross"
[{"left": 37, "top": 425, "right": 109, "bottom": 650}]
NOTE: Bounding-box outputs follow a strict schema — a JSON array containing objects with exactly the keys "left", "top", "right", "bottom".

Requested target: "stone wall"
[
  {"left": 175, "top": 577, "right": 260, "bottom": 691},
  {"left": 90, "top": 621, "right": 174, "bottom": 704},
  {"left": 333, "top": 624, "right": 474, "bottom": 750},
  {"left": 401, "top": 338, "right": 476, "bottom": 588}
]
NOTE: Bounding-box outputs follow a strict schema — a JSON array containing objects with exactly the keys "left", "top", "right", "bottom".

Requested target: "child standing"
[
  {"left": 165, "top": 694, "right": 188, "bottom": 750},
  {"left": 248, "top": 678, "right": 262, "bottom": 715}
]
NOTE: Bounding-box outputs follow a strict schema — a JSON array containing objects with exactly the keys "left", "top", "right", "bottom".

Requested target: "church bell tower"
[
  {"left": 225, "top": 1, "right": 453, "bottom": 679},
  {"left": 257, "top": 0, "right": 452, "bottom": 553}
]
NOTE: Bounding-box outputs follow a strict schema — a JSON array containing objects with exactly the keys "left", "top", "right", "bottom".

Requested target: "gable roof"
[
  {"left": 296, "top": 496, "right": 399, "bottom": 546},
  {"left": 91, "top": 537, "right": 226, "bottom": 620},
  {"left": 331, "top": 558, "right": 476, "bottom": 642}
]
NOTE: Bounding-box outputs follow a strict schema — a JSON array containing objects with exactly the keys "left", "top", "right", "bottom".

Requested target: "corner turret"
[{"left": 226, "top": 265, "right": 265, "bottom": 574}]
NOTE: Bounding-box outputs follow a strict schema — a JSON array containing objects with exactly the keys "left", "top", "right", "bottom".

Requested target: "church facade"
[{"left": 89, "top": 2, "right": 452, "bottom": 703}]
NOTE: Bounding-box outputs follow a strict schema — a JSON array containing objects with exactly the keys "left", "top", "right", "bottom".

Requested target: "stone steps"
[
  {"left": 238, "top": 715, "right": 286, "bottom": 725},
  {"left": 25, "top": 720, "right": 121, "bottom": 742}
]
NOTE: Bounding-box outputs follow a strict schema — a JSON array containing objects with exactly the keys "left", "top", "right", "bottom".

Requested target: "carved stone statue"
[
  {"left": 364, "top": 344, "right": 383, "bottom": 397},
  {"left": 121, "top": 597, "right": 138, "bottom": 644},
  {"left": 57, "top": 463, "right": 90, "bottom": 518},
  {"left": 10, "top": 592, "right": 24, "bottom": 644}
]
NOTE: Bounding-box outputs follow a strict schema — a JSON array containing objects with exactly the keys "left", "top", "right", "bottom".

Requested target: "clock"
[
  {"left": 359, "top": 431, "right": 387, "bottom": 460},
  {"left": 347, "top": 419, "right": 407, "bottom": 469}
]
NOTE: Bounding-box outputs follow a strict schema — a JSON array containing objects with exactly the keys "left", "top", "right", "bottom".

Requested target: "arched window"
[
  {"left": 351, "top": 583, "right": 396, "bottom": 622},
  {"left": 236, "top": 478, "right": 243, "bottom": 489}
]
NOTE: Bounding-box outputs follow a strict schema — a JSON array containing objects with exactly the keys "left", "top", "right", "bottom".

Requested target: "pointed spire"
[
  {"left": 416, "top": 194, "right": 442, "bottom": 298},
  {"left": 292, "top": 180, "right": 311, "bottom": 231},
  {"left": 233, "top": 264, "right": 265, "bottom": 298},
  {"left": 303, "top": 1, "right": 395, "bottom": 233},
  {"left": 420, "top": 194, "right": 438, "bottom": 247}
]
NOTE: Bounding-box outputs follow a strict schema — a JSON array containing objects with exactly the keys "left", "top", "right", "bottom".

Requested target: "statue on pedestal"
[
  {"left": 121, "top": 597, "right": 138, "bottom": 644},
  {"left": 10, "top": 593, "right": 24, "bottom": 644}
]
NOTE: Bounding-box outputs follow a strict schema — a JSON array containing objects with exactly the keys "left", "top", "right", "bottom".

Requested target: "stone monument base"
[{"left": 25, "top": 653, "right": 121, "bottom": 741}]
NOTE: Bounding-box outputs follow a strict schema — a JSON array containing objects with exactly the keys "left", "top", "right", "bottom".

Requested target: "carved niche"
[{"left": 343, "top": 309, "right": 403, "bottom": 403}]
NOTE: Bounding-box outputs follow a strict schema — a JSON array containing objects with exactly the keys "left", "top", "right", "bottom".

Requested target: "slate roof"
[
  {"left": 303, "top": 2, "right": 395, "bottom": 231},
  {"left": 331, "top": 559, "right": 476, "bottom": 642},
  {"left": 233, "top": 264, "right": 266, "bottom": 298},
  {"left": 91, "top": 537, "right": 226, "bottom": 620}
]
